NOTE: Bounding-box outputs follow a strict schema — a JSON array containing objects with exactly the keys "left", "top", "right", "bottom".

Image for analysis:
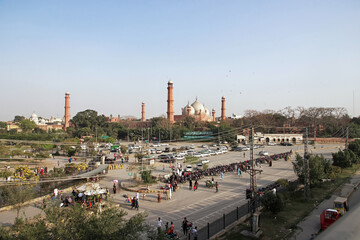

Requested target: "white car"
[
  {"left": 209, "top": 150, "right": 216, "bottom": 156},
  {"left": 201, "top": 152, "right": 210, "bottom": 157},
  {"left": 156, "top": 150, "right": 163, "bottom": 154},
  {"left": 175, "top": 155, "right": 185, "bottom": 160},
  {"left": 267, "top": 142, "right": 276, "bottom": 146},
  {"left": 215, "top": 150, "right": 222, "bottom": 155},
  {"left": 151, "top": 144, "right": 160, "bottom": 147},
  {"left": 185, "top": 165, "right": 192, "bottom": 172},
  {"left": 178, "top": 151, "right": 187, "bottom": 156},
  {"left": 193, "top": 153, "right": 203, "bottom": 158},
  {"left": 259, "top": 151, "right": 269, "bottom": 156},
  {"left": 241, "top": 146, "right": 250, "bottom": 151},
  {"left": 201, "top": 159, "right": 210, "bottom": 164}
]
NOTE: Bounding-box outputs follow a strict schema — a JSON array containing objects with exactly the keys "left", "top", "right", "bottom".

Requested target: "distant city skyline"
[{"left": 1, "top": 1, "right": 359, "bottom": 121}]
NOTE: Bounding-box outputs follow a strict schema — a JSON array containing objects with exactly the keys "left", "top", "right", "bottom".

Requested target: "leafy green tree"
[
  {"left": 293, "top": 154, "right": 333, "bottom": 186},
  {"left": 14, "top": 115, "right": 25, "bottom": 122},
  {"left": 120, "top": 145, "right": 128, "bottom": 154},
  {"left": 140, "top": 169, "right": 154, "bottom": 184},
  {"left": 3, "top": 184, "right": 34, "bottom": 219},
  {"left": 348, "top": 140, "right": 360, "bottom": 156},
  {"left": 19, "top": 119, "right": 37, "bottom": 132},
  {"left": 66, "top": 148, "right": 77, "bottom": 157},
  {"left": 0, "top": 204, "right": 152, "bottom": 240},
  {"left": 332, "top": 149, "right": 359, "bottom": 168},
  {"left": 261, "top": 191, "right": 285, "bottom": 214},
  {"left": 0, "top": 122, "right": 7, "bottom": 129}
]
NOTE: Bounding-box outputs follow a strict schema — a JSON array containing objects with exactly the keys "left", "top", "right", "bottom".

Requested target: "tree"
[
  {"left": 332, "top": 149, "right": 358, "bottom": 168},
  {"left": 348, "top": 139, "right": 360, "bottom": 156},
  {"left": 19, "top": 119, "right": 37, "bottom": 132},
  {"left": 14, "top": 115, "right": 25, "bottom": 122},
  {"left": 0, "top": 121, "right": 7, "bottom": 129},
  {"left": 261, "top": 191, "right": 285, "bottom": 214},
  {"left": 293, "top": 154, "right": 333, "bottom": 186},
  {"left": 0, "top": 204, "right": 153, "bottom": 240},
  {"left": 3, "top": 184, "right": 34, "bottom": 219}
]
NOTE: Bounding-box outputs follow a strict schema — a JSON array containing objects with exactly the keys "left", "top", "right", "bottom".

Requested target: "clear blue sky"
[{"left": 1, "top": 0, "right": 359, "bottom": 121}]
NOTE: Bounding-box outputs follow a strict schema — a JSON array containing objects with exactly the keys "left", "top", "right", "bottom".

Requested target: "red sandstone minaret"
[
  {"left": 221, "top": 96, "right": 226, "bottom": 120},
  {"left": 64, "top": 92, "right": 70, "bottom": 130},
  {"left": 141, "top": 102, "right": 145, "bottom": 122},
  {"left": 167, "top": 81, "right": 174, "bottom": 123},
  {"left": 212, "top": 109, "right": 216, "bottom": 122}
]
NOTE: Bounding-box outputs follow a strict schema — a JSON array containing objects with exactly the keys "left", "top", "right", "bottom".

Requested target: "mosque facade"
[{"left": 167, "top": 81, "right": 226, "bottom": 123}]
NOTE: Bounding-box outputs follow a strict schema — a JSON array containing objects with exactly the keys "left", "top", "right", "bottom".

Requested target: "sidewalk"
[{"left": 290, "top": 170, "right": 360, "bottom": 240}]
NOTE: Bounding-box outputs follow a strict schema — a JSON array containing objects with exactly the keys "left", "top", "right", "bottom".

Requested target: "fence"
[
  {"left": 187, "top": 187, "right": 285, "bottom": 240},
  {"left": 189, "top": 202, "right": 251, "bottom": 240}
]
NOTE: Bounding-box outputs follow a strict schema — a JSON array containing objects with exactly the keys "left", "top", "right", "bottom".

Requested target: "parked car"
[
  {"left": 201, "top": 159, "right": 210, "bottom": 164},
  {"left": 185, "top": 165, "right": 192, "bottom": 172},
  {"left": 259, "top": 151, "right": 269, "bottom": 156},
  {"left": 175, "top": 155, "right": 185, "bottom": 160},
  {"left": 201, "top": 144, "right": 208, "bottom": 148},
  {"left": 156, "top": 149, "right": 163, "bottom": 154},
  {"left": 267, "top": 142, "right": 276, "bottom": 146},
  {"left": 187, "top": 150, "right": 195, "bottom": 156},
  {"left": 280, "top": 142, "right": 293, "bottom": 146},
  {"left": 178, "top": 151, "right": 187, "bottom": 156},
  {"left": 241, "top": 146, "right": 250, "bottom": 151},
  {"left": 193, "top": 152, "right": 203, "bottom": 158}
]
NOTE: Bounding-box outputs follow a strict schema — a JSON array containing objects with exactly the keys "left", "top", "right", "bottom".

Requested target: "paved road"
[{"left": 0, "top": 142, "right": 343, "bottom": 238}]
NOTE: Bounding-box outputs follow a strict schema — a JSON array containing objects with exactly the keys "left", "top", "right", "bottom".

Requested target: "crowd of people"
[{"left": 163, "top": 151, "right": 292, "bottom": 188}]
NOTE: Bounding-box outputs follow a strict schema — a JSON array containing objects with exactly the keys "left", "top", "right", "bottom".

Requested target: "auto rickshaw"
[
  {"left": 333, "top": 197, "right": 349, "bottom": 215},
  {"left": 320, "top": 209, "right": 341, "bottom": 230}
]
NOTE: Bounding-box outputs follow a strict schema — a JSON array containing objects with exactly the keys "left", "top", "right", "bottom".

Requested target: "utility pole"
[
  {"left": 345, "top": 127, "right": 349, "bottom": 150},
  {"left": 248, "top": 128, "right": 262, "bottom": 235},
  {"left": 147, "top": 128, "right": 150, "bottom": 143},
  {"left": 304, "top": 127, "right": 310, "bottom": 199},
  {"left": 159, "top": 129, "right": 161, "bottom": 143}
]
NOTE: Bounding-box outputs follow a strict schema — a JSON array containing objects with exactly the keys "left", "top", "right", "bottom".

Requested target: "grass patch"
[
  {"left": 219, "top": 164, "right": 360, "bottom": 240},
  {"left": 185, "top": 156, "right": 199, "bottom": 164}
]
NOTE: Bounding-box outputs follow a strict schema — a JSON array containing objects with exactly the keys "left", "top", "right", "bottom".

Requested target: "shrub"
[{"left": 261, "top": 191, "right": 285, "bottom": 214}]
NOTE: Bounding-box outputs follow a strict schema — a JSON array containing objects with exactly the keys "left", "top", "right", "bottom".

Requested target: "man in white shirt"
[
  {"left": 192, "top": 226, "right": 198, "bottom": 240},
  {"left": 157, "top": 217, "right": 162, "bottom": 234}
]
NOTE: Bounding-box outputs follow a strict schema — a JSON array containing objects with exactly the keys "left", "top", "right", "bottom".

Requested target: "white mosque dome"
[
  {"left": 191, "top": 99, "right": 206, "bottom": 115},
  {"left": 30, "top": 113, "right": 38, "bottom": 119},
  {"left": 182, "top": 103, "right": 195, "bottom": 115}
]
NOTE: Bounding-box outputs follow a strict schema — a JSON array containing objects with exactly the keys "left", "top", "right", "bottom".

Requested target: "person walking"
[
  {"left": 220, "top": 172, "right": 224, "bottom": 180},
  {"left": 189, "top": 179, "right": 192, "bottom": 190},
  {"left": 194, "top": 180, "right": 197, "bottom": 191},
  {"left": 113, "top": 183, "right": 117, "bottom": 194},
  {"left": 192, "top": 226, "right": 198, "bottom": 240},
  {"left": 215, "top": 182, "right": 219, "bottom": 192},
  {"left": 182, "top": 217, "right": 188, "bottom": 235},
  {"left": 157, "top": 217, "right": 162, "bottom": 234},
  {"left": 135, "top": 198, "right": 139, "bottom": 210}
]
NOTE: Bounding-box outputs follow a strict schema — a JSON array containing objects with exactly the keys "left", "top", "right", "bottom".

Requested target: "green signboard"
[{"left": 183, "top": 131, "right": 213, "bottom": 140}]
